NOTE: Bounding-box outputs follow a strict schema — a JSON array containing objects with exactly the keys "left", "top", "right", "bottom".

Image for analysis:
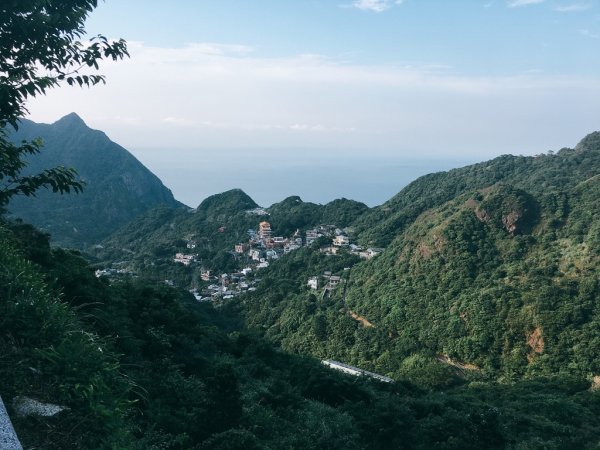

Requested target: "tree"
[{"left": 0, "top": 0, "right": 128, "bottom": 207}]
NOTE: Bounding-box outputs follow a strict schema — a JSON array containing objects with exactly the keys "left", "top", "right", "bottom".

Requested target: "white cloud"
[
  {"left": 289, "top": 123, "right": 328, "bottom": 131},
  {"left": 350, "top": 0, "right": 404, "bottom": 13},
  {"left": 183, "top": 43, "right": 254, "bottom": 56},
  {"left": 554, "top": 3, "right": 593, "bottom": 12},
  {"left": 507, "top": 0, "right": 545, "bottom": 7},
  {"left": 162, "top": 116, "right": 196, "bottom": 126},
  {"left": 25, "top": 41, "right": 600, "bottom": 158}
]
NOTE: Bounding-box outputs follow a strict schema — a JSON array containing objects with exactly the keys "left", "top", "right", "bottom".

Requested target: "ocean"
[{"left": 128, "top": 147, "right": 477, "bottom": 208}]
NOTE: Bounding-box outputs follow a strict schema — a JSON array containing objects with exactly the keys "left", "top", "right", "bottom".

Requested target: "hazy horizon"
[
  {"left": 127, "top": 146, "right": 480, "bottom": 208},
  {"left": 22, "top": 1, "right": 600, "bottom": 209}
]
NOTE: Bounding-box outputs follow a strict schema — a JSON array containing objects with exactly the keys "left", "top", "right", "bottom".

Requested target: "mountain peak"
[
  {"left": 196, "top": 189, "right": 257, "bottom": 212},
  {"left": 53, "top": 112, "right": 88, "bottom": 129},
  {"left": 575, "top": 131, "right": 600, "bottom": 152}
]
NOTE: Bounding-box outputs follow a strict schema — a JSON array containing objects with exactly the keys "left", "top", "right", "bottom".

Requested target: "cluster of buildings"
[
  {"left": 234, "top": 221, "right": 303, "bottom": 266},
  {"left": 303, "top": 225, "right": 384, "bottom": 260},
  {"left": 307, "top": 271, "right": 343, "bottom": 291},
  {"left": 236, "top": 222, "right": 362, "bottom": 262},
  {"left": 190, "top": 270, "right": 258, "bottom": 302},
  {"left": 321, "top": 240, "right": 384, "bottom": 260},
  {"left": 167, "top": 218, "right": 384, "bottom": 303}
]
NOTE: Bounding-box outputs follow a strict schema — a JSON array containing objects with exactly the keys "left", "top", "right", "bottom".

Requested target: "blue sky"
[
  {"left": 28, "top": 0, "right": 600, "bottom": 158},
  {"left": 84, "top": 0, "right": 600, "bottom": 75}
]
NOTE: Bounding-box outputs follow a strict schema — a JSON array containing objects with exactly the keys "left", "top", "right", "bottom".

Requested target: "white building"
[
  {"left": 256, "top": 261, "right": 269, "bottom": 270},
  {"left": 307, "top": 277, "right": 318, "bottom": 290},
  {"left": 322, "top": 360, "right": 394, "bottom": 383},
  {"left": 328, "top": 276, "right": 341, "bottom": 286},
  {"left": 284, "top": 243, "right": 301, "bottom": 254},
  {"left": 333, "top": 235, "right": 350, "bottom": 246},
  {"left": 360, "top": 248, "right": 384, "bottom": 259}
]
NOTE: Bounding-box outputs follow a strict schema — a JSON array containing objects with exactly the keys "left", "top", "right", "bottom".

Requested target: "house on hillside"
[
  {"left": 284, "top": 243, "right": 301, "bottom": 253},
  {"left": 359, "top": 248, "right": 384, "bottom": 259},
  {"left": 174, "top": 253, "right": 195, "bottom": 266},
  {"left": 305, "top": 229, "right": 320, "bottom": 246},
  {"left": 266, "top": 249, "right": 279, "bottom": 260},
  {"left": 247, "top": 207, "right": 269, "bottom": 216},
  {"left": 333, "top": 235, "right": 350, "bottom": 246},
  {"left": 249, "top": 249, "right": 262, "bottom": 261},
  {"left": 235, "top": 243, "right": 249, "bottom": 254},
  {"left": 272, "top": 236, "right": 286, "bottom": 246},
  {"left": 200, "top": 270, "right": 211, "bottom": 281}
]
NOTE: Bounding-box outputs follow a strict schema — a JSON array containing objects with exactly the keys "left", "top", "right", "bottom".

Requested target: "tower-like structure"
[{"left": 258, "top": 221, "right": 272, "bottom": 240}]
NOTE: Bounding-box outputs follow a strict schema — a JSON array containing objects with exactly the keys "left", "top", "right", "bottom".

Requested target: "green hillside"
[
  {"left": 353, "top": 134, "right": 600, "bottom": 248},
  {"left": 93, "top": 190, "right": 369, "bottom": 287},
  {"left": 267, "top": 196, "right": 368, "bottom": 236},
  {"left": 4, "top": 214, "right": 600, "bottom": 449},
  {"left": 7, "top": 113, "right": 182, "bottom": 248},
  {"left": 237, "top": 132, "right": 600, "bottom": 384}
]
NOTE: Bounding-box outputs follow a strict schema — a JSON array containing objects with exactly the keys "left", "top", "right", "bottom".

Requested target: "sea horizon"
[{"left": 128, "top": 146, "right": 480, "bottom": 208}]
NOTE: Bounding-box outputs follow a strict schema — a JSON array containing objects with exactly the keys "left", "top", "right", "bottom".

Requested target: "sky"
[{"left": 24, "top": 0, "right": 600, "bottom": 205}]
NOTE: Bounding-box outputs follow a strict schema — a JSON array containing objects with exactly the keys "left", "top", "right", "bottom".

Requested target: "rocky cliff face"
[
  {"left": 474, "top": 186, "right": 539, "bottom": 235},
  {"left": 7, "top": 113, "right": 183, "bottom": 247}
]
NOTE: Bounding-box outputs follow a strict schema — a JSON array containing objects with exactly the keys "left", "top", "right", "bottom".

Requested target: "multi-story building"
[{"left": 258, "top": 221, "right": 272, "bottom": 240}]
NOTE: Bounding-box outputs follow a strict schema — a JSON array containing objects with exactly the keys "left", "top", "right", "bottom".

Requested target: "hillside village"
[
  {"left": 167, "top": 212, "right": 384, "bottom": 302},
  {"left": 94, "top": 203, "right": 385, "bottom": 303}
]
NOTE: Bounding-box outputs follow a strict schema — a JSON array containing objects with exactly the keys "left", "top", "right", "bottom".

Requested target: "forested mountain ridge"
[
  {"left": 7, "top": 113, "right": 182, "bottom": 248},
  {"left": 267, "top": 195, "right": 369, "bottom": 237},
  {"left": 237, "top": 131, "right": 600, "bottom": 385},
  {"left": 353, "top": 135, "right": 600, "bottom": 247}
]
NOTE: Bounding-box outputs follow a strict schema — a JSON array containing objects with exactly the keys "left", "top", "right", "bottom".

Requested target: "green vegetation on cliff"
[
  {"left": 7, "top": 114, "right": 182, "bottom": 248},
  {"left": 237, "top": 133, "right": 600, "bottom": 386},
  {"left": 4, "top": 219, "right": 600, "bottom": 449}
]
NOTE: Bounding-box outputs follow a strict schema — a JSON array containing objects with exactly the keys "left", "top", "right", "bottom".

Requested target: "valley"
[
  {"left": 3, "top": 117, "right": 600, "bottom": 449},
  {"left": 2, "top": 3, "right": 600, "bottom": 447}
]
